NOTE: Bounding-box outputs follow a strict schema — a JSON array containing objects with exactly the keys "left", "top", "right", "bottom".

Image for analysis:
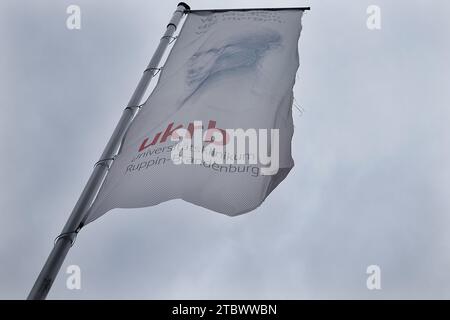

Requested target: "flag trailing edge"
[{"left": 85, "top": 8, "right": 305, "bottom": 224}]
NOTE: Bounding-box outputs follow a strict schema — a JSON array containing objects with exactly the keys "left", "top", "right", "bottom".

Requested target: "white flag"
[{"left": 85, "top": 9, "right": 304, "bottom": 223}]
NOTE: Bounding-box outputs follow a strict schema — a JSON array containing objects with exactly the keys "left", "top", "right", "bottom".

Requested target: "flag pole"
[{"left": 27, "top": 2, "right": 190, "bottom": 300}]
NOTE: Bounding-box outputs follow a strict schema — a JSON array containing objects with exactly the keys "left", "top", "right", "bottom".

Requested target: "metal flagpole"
[{"left": 27, "top": 2, "right": 190, "bottom": 300}]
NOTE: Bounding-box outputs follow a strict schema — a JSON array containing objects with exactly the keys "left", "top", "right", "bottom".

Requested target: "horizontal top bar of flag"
[{"left": 187, "top": 7, "right": 311, "bottom": 13}]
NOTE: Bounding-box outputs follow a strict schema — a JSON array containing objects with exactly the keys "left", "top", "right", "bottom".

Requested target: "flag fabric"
[{"left": 85, "top": 9, "right": 304, "bottom": 223}]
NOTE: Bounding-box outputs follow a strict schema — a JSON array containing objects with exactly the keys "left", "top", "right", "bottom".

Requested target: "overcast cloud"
[{"left": 1, "top": 0, "right": 450, "bottom": 299}]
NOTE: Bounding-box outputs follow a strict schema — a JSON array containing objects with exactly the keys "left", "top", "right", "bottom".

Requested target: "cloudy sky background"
[{"left": 1, "top": 0, "right": 450, "bottom": 299}]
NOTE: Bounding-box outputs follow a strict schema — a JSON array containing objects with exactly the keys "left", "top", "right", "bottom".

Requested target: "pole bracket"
[
  {"left": 54, "top": 230, "right": 79, "bottom": 247},
  {"left": 124, "top": 105, "right": 142, "bottom": 111},
  {"left": 144, "top": 67, "right": 162, "bottom": 76},
  {"left": 94, "top": 157, "right": 116, "bottom": 169},
  {"left": 161, "top": 35, "right": 177, "bottom": 44}
]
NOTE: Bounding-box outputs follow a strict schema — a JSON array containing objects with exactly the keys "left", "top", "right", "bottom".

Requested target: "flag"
[{"left": 85, "top": 9, "right": 304, "bottom": 223}]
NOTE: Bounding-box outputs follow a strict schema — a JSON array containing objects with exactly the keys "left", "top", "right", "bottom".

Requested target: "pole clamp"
[
  {"left": 124, "top": 104, "right": 143, "bottom": 111},
  {"left": 94, "top": 157, "right": 116, "bottom": 169},
  {"left": 144, "top": 67, "right": 162, "bottom": 76},
  {"left": 161, "top": 35, "right": 177, "bottom": 44},
  {"left": 54, "top": 229, "right": 80, "bottom": 247},
  {"left": 167, "top": 23, "right": 177, "bottom": 30}
]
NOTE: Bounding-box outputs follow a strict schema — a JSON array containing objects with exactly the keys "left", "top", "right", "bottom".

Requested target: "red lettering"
[
  {"left": 138, "top": 132, "right": 161, "bottom": 152},
  {"left": 205, "top": 120, "right": 228, "bottom": 145},
  {"left": 160, "top": 122, "right": 183, "bottom": 143}
]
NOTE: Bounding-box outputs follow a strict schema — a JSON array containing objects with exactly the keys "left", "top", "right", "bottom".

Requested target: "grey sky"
[{"left": 1, "top": 0, "right": 450, "bottom": 299}]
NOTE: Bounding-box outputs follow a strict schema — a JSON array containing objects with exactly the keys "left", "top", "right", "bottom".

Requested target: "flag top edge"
[{"left": 187, "top": 7, "right": 310, "bottom": 14}]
